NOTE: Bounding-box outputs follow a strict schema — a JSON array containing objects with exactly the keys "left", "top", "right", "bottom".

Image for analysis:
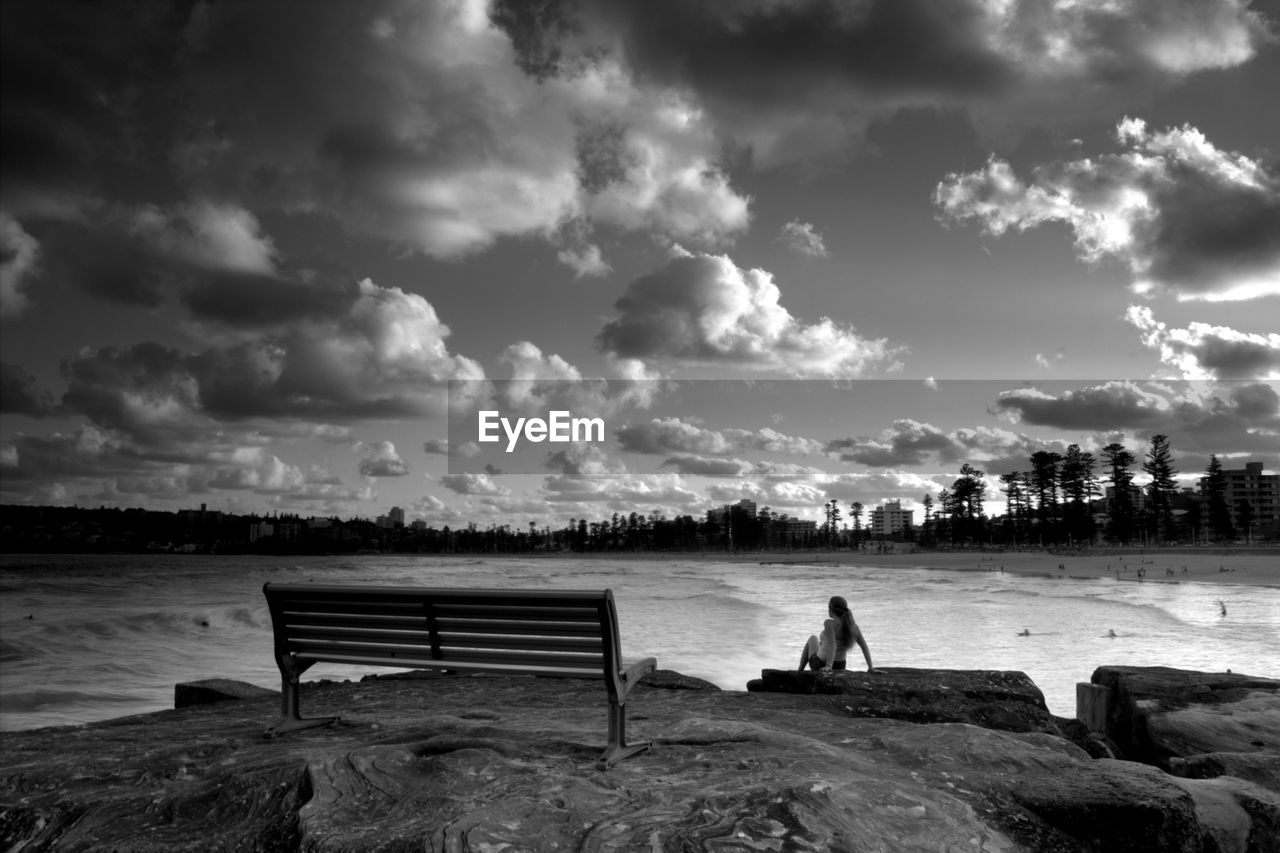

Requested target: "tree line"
[{"left": 916, "top": 436, "right": 1249, "bottom": 548}]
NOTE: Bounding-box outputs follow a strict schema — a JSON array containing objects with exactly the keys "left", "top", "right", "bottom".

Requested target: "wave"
[{"left": 0, "top": 688, "right": 143, "bottom": 714}]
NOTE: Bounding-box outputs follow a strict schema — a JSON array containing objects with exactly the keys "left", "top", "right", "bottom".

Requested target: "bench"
[{"left": 262, "top": 583, "right": 657, "bottom": 769}]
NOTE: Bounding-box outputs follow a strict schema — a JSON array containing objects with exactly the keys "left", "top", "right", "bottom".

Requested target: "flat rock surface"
[{"left": 3, "top": 668, "right": 1278, "bottom": 852}]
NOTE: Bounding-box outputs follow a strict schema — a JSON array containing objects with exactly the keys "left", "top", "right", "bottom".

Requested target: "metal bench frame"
[{"left": 262, "top": 583, "right": 657, "bottom": 769}]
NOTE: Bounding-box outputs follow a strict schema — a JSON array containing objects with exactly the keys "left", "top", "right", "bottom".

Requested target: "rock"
[
  {"left": 640, "top": 668, "right": 721, "bottom": 690},
  {"left": 173, "top": 677, "right": 278, "bottom": 708},
  {"left": 1092, "top": 666, "right": 1280, "bottom": 783},
  {"left": 3, "top": 667, "right": 1277, "bottom": 852},
  {"left": 749, "top": 667, "right": 1067, "bottom": 735}
]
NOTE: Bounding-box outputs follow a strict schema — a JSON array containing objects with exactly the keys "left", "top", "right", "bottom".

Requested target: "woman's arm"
[{"left": 853, "top": 625, "right": 875, "bottom": 671}]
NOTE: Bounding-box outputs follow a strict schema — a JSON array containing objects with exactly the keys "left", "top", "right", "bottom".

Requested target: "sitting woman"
[{"left": 798, "top": 595, "right": 876, "bottom": 673}]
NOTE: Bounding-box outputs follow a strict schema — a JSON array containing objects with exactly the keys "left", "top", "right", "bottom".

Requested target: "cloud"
[
  {"left": 616, "top": 416, "right": 823, "bottom": 456},
  {"left": 660, "top": 454, "right": 753, "bottom": 477},
  {"left": 0, "top": 212, "right": 40, "bottom": 317},
  {"left": 936, "top": 119, "right": 1280, "bottom": 302},
  {"left": 66, "top": 277, "right": 480, "bottom": 433},
  {"left": 356, "top": 440, "right": 410, "bottom": 478},
  {"left": 524, "top": 0, "right": 1273, "bottom": 166},
  {"left": 439, "top": 472, "right": 510, "bottom": 497},
  {"left": 124, "top": 201, "right": 277, "bottom": 275},
  {"left": 825, "top": 418, "right": 1051, "bottom": 469},
  {"left": 993, "top": 380, "right": 1280, "bottom": 455},
  {"left": 994, "top": 381, "right": 1172, "bottom": 430},
  {"left": 423, "top": 439, "right": 451, "bottom": 455},
  {"left": 598, "top": 249, "right": 903, "bottom": 376},
  {"left": 0, "top": 362, "right": 57, "bottom": 416},
  {"left": 778, "top": 219, "right": 829, "bottom": 257},
  {"left": 1126, "top": 305, "right": 1280, "bottom": 379}
]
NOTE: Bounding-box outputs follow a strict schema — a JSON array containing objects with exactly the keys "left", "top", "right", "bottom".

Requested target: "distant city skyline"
[{"left": 2, "top": 1, "right": 1278, "bottom": 527}]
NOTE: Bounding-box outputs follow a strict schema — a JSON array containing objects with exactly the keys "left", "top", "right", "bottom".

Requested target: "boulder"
[
  {"left": 748, "top": 667, "right": 1067, "bottom": 735},
  {"left": 174, "top": 677, "right": 277, "bottom": 708},
  {"left": 1091, "top": 665, "right": 1280, "bottom": 784}
]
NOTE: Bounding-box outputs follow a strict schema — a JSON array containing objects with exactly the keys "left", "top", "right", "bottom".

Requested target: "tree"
[
  {"left": 921, "top": 493, "right": 934, "bottom": 547},
  {"left": 1237, "top": 500, "right": 1255, "bottom": 543},
  {"left": 952, "top": 464, "right": 987, "bottom": 545},
  {"left": 1102, "top": 443, "right": 1136, "bottom": 545},
  {"left": 1029, "top": 451, "right": 1063, "bottom": 545},
  {"left": 1060, "top": 445, "right": 1099, "bottom": 546},
  {"left": 1143, "top": 435, "right": 1179, "bottom": 543},
  {"left": 1204, "top": 455, "right": 1234, "bottom": 542}
]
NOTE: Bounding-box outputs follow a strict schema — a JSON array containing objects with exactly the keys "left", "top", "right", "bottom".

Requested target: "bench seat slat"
[
  {"left": 432, "top": 618, "right": 604, "bottom": 636},
  {"left": 287, "top": 638, "right": 604, "bottom": 667},
  {"left": 285, "top": 626, "right": 602, "bottom": 653},
  {"left": 292, "top": 651, "right": 606, "bottom": 679}
]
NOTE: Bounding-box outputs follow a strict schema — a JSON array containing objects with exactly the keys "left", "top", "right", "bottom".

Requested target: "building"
[
  {"left": 707, "top": 499, "right": 757, "bottom": 524},
  {"left": 1208, "top": 461, "right": 1280, "bottom": 538},
  {"left": 389, "top": 506, "right": 405, "bottom": 528},
  {"left": 870, "top": 500, "right": 913, "bottom": 538}
]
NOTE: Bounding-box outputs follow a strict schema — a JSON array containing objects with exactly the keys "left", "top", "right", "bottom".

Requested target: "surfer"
[
  {"left": 798, "top": 595, "right": 877, "bottom": 673},
  {"left": 1219, "top": 601, "right": 1227, "bottom": 617},
  {"left": 1018, "top": 628, "right": 1031, "bottom": 637},
  {"left": 1108, "top": 629, "right": 1117, "bottom": 638}
]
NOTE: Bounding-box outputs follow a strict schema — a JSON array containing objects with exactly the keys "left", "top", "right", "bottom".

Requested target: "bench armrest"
[{"left": 618, "top": 656, "right": 657, "bottom": 698}]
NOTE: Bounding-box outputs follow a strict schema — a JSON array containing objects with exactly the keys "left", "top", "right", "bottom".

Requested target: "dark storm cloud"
[
  {"left": 0, "top": 0, "right": 187, "bottom": 202},
  {"left": 0, "top": 362, "right": 57, "bottom": 416},
  {"left": 504, "top": 0, "right": 1273, "bottom": 165},
  {"left": 994, "top": 382, "right": 1171, "bottom": 430},
  {"left": 660, "top": 455, "right": 752, "bottom": 477},
  {"left": 994, "top": 380, "right": 1280, "bottom": 456}
]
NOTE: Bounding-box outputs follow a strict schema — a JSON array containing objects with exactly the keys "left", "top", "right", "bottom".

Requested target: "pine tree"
[
  {"left": 1203, "top": 455, "right": 1234, "bottom": 542},
  {"left": 1143, "top": 435, "right": 1179, "bottom": 543},
  {"left": 1102, "top": 443, "right": 1136, "bottom": 545}
]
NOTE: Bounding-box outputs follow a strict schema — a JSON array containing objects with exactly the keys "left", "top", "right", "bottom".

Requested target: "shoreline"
[{"left": 507, "top": 547, "right": 1280, "bottom": 588}]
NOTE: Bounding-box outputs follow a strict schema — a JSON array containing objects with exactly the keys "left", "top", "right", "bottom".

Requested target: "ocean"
[{"left": 2, "top": 553, "right": 1276, "bottom": 731}]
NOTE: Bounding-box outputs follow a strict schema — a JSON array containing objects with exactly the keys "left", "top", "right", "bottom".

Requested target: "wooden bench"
[{"left": 262, "top": 583, "right": 657, "bottom": 769}]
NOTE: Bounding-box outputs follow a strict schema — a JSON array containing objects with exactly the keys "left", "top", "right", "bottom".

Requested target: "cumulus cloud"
[
  {"left": 1126, "top": 305, "right": 1280, "bottom": 379},
  {"left": 124, "top": 201, "right": 277, "bottom": 275},
  {"left": 439, "top": 472, "right": 510, "bottom": 497},
  {"left": 778, "top": 219, "right": 829, "bottom": 257},
  {"left": 0, "top": 212, "right": 39, "bottom": 317},
  {"left": 356, "top": 440, "right": 410, "bottom": 477},
  {"left": 936, "top": 119, "right": 1280, "bottom": 302},
  {"left": 616, "top": 416, "right": 823, "bottom": 457},
  {"left": 598, "top": 249, "right": 902, "bottom": 376},
  {"left": 62, "top": 278, "right": 480, "bottom": 432},
  {"left": 826, "top": 418, "right": 1050, "bottom": 468}
]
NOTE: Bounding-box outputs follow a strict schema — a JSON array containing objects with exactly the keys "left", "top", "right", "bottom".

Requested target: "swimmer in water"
[
  {"left": 1018, "top": 628, "right": 1031, "bottom": 637},
  {"left": 1108, "top": 629, "right": 1117, "bottom": 638},
  {"left": 1219, "top": 601, "right": 1227, "bottom": 617}
]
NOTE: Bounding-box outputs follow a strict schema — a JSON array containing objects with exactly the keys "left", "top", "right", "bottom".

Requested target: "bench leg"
[
  {"left": 265, "top": 673, "right": 338, "bottom": 738},
  {"left": 597, "top": 697, "right": 650, "bottom": 770}
]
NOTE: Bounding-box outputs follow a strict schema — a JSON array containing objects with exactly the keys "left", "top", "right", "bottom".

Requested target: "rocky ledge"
[{"left": 2, "top": 666, "right": 1277, "bottom": 852}]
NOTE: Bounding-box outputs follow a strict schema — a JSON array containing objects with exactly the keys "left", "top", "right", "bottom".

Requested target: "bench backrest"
[{"left": 263, "top": 583, "right": 628, "bottom": 694}]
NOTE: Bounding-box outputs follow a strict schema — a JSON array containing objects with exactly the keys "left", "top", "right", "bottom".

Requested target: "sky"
[{"left": 1, "top": 0, "right": 1278, "bottom": 527}]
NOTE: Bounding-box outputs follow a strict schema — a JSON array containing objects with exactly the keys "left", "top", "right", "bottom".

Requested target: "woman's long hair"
[{"left": 829, "top": 595, "right": 855, "bottom": 650}]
